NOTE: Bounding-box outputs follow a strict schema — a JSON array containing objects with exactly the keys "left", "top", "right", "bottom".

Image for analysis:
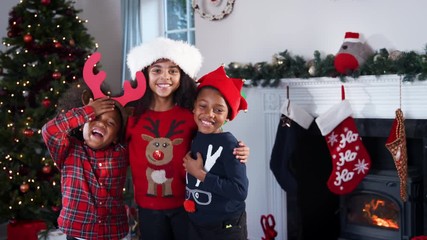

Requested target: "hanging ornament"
[
  {"left": 42, "top": 165, "right": 52, "bottom": 174},
  {"left": 7, "top": 31, "right": 14, "bottom": 38},
  {"left": 52, "top": 71, "right": 62, "bottom": 79},
  {"left": 23, "top": 34, "right": 33, "bottom": 43},
  {"left": 51, "top": 206, "right": 60, "bottom": 212},
  {"left": 69, "top": 39, "right": 75, "bottom": 46},
  {"left": 20, "top": 182, "right": 30, "bottom": 193},
  {"left": 42, "top": 97, "right": 51, "bottom": 108},
  {"left": 23, "top": 128, "right": 35, "bottom": 137},
  {"left": 54, "top": 42, "right": 62, "bottom": 48},
  {"left": 41, "top": 0, "right": 51, "bottom": 5}
]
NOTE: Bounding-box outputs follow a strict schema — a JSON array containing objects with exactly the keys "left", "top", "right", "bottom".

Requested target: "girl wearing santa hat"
[{"left": 126, "top": 37, "right": 250, "bottom": 240}]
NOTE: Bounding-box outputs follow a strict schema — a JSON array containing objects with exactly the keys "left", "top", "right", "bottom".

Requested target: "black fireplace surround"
[{"left": 285, "top": 118, "right": 427, "bottom": 240}]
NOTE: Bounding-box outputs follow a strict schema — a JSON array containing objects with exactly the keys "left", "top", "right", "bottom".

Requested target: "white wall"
[{"left": 195, "top": 0, "right": 427, "bottom": 77}]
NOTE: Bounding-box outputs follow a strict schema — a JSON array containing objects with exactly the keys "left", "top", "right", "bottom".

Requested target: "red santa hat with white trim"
[
  {"left": 342, "top": 32, "right": 361, "bottom": 43},
  {"left": 127, "top": 37, "right": 203, "bottom": 79},
  {"left": 196, "top": 65, "right": 248, "bottom": 121}
]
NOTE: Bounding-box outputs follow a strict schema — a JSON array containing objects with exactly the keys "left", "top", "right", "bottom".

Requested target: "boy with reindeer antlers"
[{"left": 42, "top": 52, "right": 145, "bottom": 240}]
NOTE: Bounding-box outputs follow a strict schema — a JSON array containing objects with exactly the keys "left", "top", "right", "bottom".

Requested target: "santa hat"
[
  {"left": 343, "top": 32, "right": 361, "bottom": 43},
  {"left": 196, "top": 65, "right": 248, "bottom": 121},
  {"left": 127, "top": 37, "right": 203, "bottom": 79}
]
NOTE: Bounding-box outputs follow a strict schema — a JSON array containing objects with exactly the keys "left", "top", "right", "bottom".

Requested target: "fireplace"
[
  {"left": 339, "top": 168, "right": 422, "bottom": 240},
  {"left": 338, "top": 119, "right": 427, "bottom": 240}
]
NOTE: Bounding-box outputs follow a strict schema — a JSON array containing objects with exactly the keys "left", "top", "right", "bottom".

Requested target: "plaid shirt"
[{"left": 42, "top": 106, "right": 129, "bottom": 240}]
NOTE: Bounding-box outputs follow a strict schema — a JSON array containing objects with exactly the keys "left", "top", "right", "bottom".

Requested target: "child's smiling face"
[
  {"left": 193, "top": 87, "right": 229, "bottom": 134},
  {"left": 83, "top": 108, "right": 121, "bottom": 150}
]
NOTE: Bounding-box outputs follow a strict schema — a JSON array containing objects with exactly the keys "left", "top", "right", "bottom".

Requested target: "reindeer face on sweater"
[{"left": 141, "top": 117, "right": 185, "bottom": 197}]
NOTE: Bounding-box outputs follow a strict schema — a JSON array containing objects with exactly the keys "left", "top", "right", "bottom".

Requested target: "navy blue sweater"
[{"left": 186, "top": 131, "right": 249, "bottom": 225}]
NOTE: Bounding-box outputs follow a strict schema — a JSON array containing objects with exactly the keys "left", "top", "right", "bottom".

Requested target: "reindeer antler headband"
[{"left": 83, "top": 52, "right": 146, "bottom": 106}]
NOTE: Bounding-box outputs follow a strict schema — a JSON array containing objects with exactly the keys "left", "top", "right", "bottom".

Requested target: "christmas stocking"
[
  {"left": 385, "top": 108, "right": 408, "bottom": 201},
  {"left": 315, "top": 99, "right": 371, "bottom": 195},
  {"left": 270, "top": 99, "right": 314, "bottom": 194}
]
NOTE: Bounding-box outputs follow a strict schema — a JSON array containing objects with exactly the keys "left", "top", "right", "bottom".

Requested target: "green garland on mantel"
[{"left": 225, "top": 47, "right": 427, "bottom": 88}]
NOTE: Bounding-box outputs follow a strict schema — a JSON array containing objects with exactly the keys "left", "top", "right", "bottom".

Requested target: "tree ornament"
[
  {"left": 23, "top": 128, "right": 35, "bottom": 137},
  {"left": 23, "top": 34, "right": 33, "bottom": 43},
  {"left": 42, "top": 165, "right": 52, "bottom": 174},
  {"left": 51, "top": 206, "right": 60, "bottom": 212},
  {"left": 42, "top": 97, "right": 51, "bottom": 108},
  {"left": 7, "top": 31, "right": 14, "bottom": 38},
  {"left": 52, "top": 71, "right": 62, "bottom": 79},
  {"left": 54, "top": 42, "right": 62, "bottom": 48},
  {"left": 41, "top": 0, "right": 51, "bottom": 5},
  {"left": 20, "top": 182, "right": 30, "bottom": 193},
  {"left": 69, "top": 39, "right": 75, "bottom": 46}
]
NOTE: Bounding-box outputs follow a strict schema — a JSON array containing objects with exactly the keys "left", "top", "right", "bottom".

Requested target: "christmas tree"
[{"left": 0, "top": 0, "right": 97, "bottom": 228}]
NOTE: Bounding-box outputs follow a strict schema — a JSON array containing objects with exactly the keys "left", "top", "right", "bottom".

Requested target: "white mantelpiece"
[
  {"left": 224, "top": 74, "right": 426, "bottom": 240},
  {"left": 274, "top": 74, "right": 427, "bottom": 119}
]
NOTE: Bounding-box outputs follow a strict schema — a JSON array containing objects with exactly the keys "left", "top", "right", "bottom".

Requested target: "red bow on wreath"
[{"left": 260, "top": 214, "right": 277, "bottom": 240}]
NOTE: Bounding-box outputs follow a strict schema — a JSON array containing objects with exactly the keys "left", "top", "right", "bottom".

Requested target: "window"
[{"left": 163, "top": 0, "right": 195, "bottom": 44}]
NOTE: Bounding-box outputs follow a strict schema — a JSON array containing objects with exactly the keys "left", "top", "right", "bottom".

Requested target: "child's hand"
[
  {"left": 234, "top": 140, "right": 250, "bottom": 163},
  {"left": 87, "top": 97, "right": 116, "bottom": 117},
  {"left": 183, "top": 152, "right": 206, "bottom": 182}
]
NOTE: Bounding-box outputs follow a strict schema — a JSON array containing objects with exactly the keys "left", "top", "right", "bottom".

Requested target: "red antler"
[{"left": 83, "top": 52, "right": 146, "bottom": 106}]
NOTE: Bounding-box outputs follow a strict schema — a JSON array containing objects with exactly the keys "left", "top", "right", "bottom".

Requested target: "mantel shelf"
[{"left": 251, "top": 74, "right": 427, "bottom": 119}]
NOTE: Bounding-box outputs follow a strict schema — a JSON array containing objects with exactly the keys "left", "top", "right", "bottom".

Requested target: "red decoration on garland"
[
  {"left": 23, "top": 128, "right": 34, "bottom": 137},
  {"left": 42, "top": 98, "right": 51, "bottom": 108},
  {"left": 52, "top": 71, "right": 61, "bottom": 79},
  {"left": 54, "top": 42, "right": 62, "bottom": 48},
  {"left": 20, "top": 183, "right": 29, "bottom": 193},
  {"left": 183, "top": 199, "right": 196, "bottom": 213},
  {"left": 23, "top": 34, "right": 32, "bottom": 43},
  {"left": 41, "top": 0, "right": 51, "bottom": 5}
]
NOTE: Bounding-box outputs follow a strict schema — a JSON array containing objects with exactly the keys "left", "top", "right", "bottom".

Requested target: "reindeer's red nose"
[{"left": 153, "top": 150, "right": 164, "bottom": 160}]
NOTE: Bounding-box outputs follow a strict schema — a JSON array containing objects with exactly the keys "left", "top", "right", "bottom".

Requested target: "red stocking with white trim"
[{"left": 315, "top": 86, "right": 371, "bottom": 195}]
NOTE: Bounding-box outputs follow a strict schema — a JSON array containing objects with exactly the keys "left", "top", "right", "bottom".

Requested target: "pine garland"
[{"left": 225, "top": 47, "right": 427, "bottom": 87}]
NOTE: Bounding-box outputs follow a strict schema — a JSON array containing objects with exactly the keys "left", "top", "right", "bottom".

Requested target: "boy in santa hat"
[{"left": 183, "top": 65, "right": 249, "bottom": 240}]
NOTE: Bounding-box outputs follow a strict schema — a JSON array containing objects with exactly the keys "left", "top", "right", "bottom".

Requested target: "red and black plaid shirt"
[{"left": 42, "top": 106, "right": 129, "bottom": 240}]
